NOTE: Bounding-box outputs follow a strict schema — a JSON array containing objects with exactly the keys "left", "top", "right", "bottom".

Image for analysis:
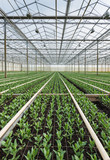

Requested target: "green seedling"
[
  {"left": 34, "top": 135, "right": 42, "bottom": 147},
  {"left": 72, "top": 154, "right": 84, "bottom": 160},
  {"left": 25, "top": 147, "right": 38, "bottom": 160},
  {"left": 79, "top": 128, "right": 85, "bottom": 140},
  {"left": 56, "top": 130, "right": 62, "bottom": 141},
  {"left": 54, "top": 140, "right": 65, "bottom": 160},
  {"left": 89, "top": 138, "right": 95, "bottom": 153},
  {"left": 41, "top": 133, "right": 52, "bottom": 160},
  {"left": 72, "top": 138, "right": 87, "bottom": 157}
]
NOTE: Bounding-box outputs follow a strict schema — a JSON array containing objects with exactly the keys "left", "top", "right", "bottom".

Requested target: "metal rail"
[
  {"left": 0, "top": 75, "right": 39, "bottom": 87},
  {"left": 0, "top": 74, "right": 39, "bottom": 83},
  {"left": 0, "top": 74, "right": 50, "bottom": 95},
  {"left": 79, "top": 76, "right": 110, "bottom": 83},
  {"left": 77, "top": 76, "right": 110, "bottom": 86},
  {"left": 0, "top": 74, "right": 54, "bottom": 145},
  {"left": 70, "top": 77, "right": 110, "bottom": 94},
  {"left": 59, "top": 75, "right": 110, "bottom": 160}
]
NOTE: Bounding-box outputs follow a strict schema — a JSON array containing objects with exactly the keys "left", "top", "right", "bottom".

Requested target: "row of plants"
[
  {"left": 65, "top": 72, "right": 110, "bottom": 83},
  {"left": 0, "top": 72, "right": 45, "bottom": 85},
  {"left": 0, "top": 72, "right": 50, "bottom": 92},
  {"left": 42, "top": 73, "right": 67, "bottom": 93},
  {"left": 0, "top": 71, "right": 49, "bottom": 83},
  {"left": 76, "top": 75, "right": 110, "bottom": 85},
  {"left": 61, "top": 73, "right": 110, "bottom": 108},
  {"left": 74, "top": 76, "right": 110, "bottom": 92},
  {"left": 0, "top": 72, "right": 51, "bottom": 107},
  {"left": 0, "top": 73, "right": 52, "bottom": 130},
  {"left": 0, "top": 71, "right": 38, "bottom": 79},
  {"left": 60, "top": 74, "right": 110, "bottom": 156},
  {"left": 0, "top": 73, "right": 103, "bottom": 159}
]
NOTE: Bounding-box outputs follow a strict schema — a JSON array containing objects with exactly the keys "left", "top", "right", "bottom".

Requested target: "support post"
[
  {"left": 4, "top": 19, "right": 7, "bottom": 78},
  {"left": 78, "top": 55, "right": 80, "bottom": 72},
  {"left": 35, "top": 54, "right": 37, "bottom": 72},
  {"left": 71, "top": 61, "right": 72, "bottom": 72},
  {"left": 2, "top": 54, "right": 3, "bottom": 72},
  {"left": 21, "top": 64, "right": 22, "bottom": 71},
  {"left": 105, "top": 57, "right": 106, "bottom": 72},
  {"left": 43, "top": 58, "right": 44, "bottom": 71},
  {"left": 84, "top": 49, "right": 86, "bottom": 74},
  {"left": 26, "top": 41, "right": 28, "bottom": 75},
  {"left": 12, "top": 57, "right": 14, "bottom": 71},
  {"left": 97, "top": 40, "right": 99, "bottom": 75}
]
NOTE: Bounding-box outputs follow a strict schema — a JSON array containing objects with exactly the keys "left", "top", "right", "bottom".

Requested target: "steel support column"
[
  {"left": 21, "top": 64, "right": 22, "bottom": 71},
  {"left": 35, "top": 54, "right": 37, "bottom": 72},
  {"left": 2, "top": 54, "right": 3, "bottom": 72},
  {"left": 4, "top": 19, "right": 7, "bottom": 78},
  {"left": 12, "top": 57, "right": 14, "bottom": 71},
  {"left": 85, "top": 49, "right": 86, "bottom": 74},
  {"left": 43, "top": 59, "right": 44, "bottom": 71},
  {"left": 78, "top": 55, "right": 80, "bottom": 72},
  {"left": 26, "top": 41, "right": 28, "bottom": 75},
  {"left": 97, "top": 40, "right": 99, "bottom": 75},
  {"left": 105, "top": 57, "right": 106, "bottom": 72}
]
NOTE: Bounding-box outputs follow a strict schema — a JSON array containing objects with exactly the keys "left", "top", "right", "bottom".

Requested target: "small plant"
[
  {"left": 25, "top": 147, "right": 38, "bottom": 160},
  {"left": 46, "top": 119, "right": 52, "bottom": 132},
  {"left": 89, "top": 138, "right": 95, "bottom": 153},
  {"left": 2, "top": 138, "right": 20, "bottom": 160},
  {"left": 79, "top": 128, "right": 85, "bottom": 140},
  {"left": 41, "top": 133, "right": 52, "bottom": 160},
  {"left": 34, "top": 135, "right": 42, "bottom": 147},
  {"left": 54, "top": 140, "right": 66, "bottom": 160},
  {"left": 88, "top": 153, "right": 100, "bottom": 160},
  {"left": 72, "top": 154, "right": 84, "bottom": 160},
  {"left": 72, "top": 138, "right": 87, "bottom": 157},
  {"left": 34, "top": 121, "right": 41, "bottom": 134},
  {"left": 56, "top": 130, "right": 62, "bottom": 141}
]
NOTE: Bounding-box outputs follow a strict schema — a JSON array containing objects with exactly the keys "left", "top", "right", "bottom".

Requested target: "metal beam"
[
  {"left": 1, "top": 22, "right": 110, "bottom": 24},
  {"left": 26, "top": 41, "right": 28, "bottom": 75},
  {"left": 58, "top": 0, "right": 71, "bottom": 63},
  {"left": 0, "top": 8, "right": 50, "bottom": 64},
  {"left": 4, "top": 19, "right": 7, "bottom": 78},
  {"left": 0, "top": 39, "right": 110, "bottom": 41},
  {"left": 97, "top": 40, "right": 99, "bottom": 75},
  {"left": 0, "top": 16, "right": 110, "bottom": 19}
]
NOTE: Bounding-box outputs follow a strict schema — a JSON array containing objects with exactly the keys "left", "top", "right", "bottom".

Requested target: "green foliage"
[{"left": 25, "top": 147, "right": 38, "bottom": 160}]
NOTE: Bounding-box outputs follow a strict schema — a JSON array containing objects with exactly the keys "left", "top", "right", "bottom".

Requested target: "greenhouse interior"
[{"left": 0, "top": 0, "right": 110, "bottom": 160}]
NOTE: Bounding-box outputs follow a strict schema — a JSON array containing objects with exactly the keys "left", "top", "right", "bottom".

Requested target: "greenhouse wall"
[{"left": 0, "top": 61, "right": 110, "bottom": 72}]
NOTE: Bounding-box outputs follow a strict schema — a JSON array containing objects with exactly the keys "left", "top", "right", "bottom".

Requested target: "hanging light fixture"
[
  {"left": 35, "top": 28, "right": 39, "bottom": 33},
  {"left": 103, "top": 11, "right": 110, "bottom": 19},
  {"left": 26, "top": 12, "right": 32, "bottom": 19},
  {"left": 91, "top": 28, "right": 95, "bottom": 34}
]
